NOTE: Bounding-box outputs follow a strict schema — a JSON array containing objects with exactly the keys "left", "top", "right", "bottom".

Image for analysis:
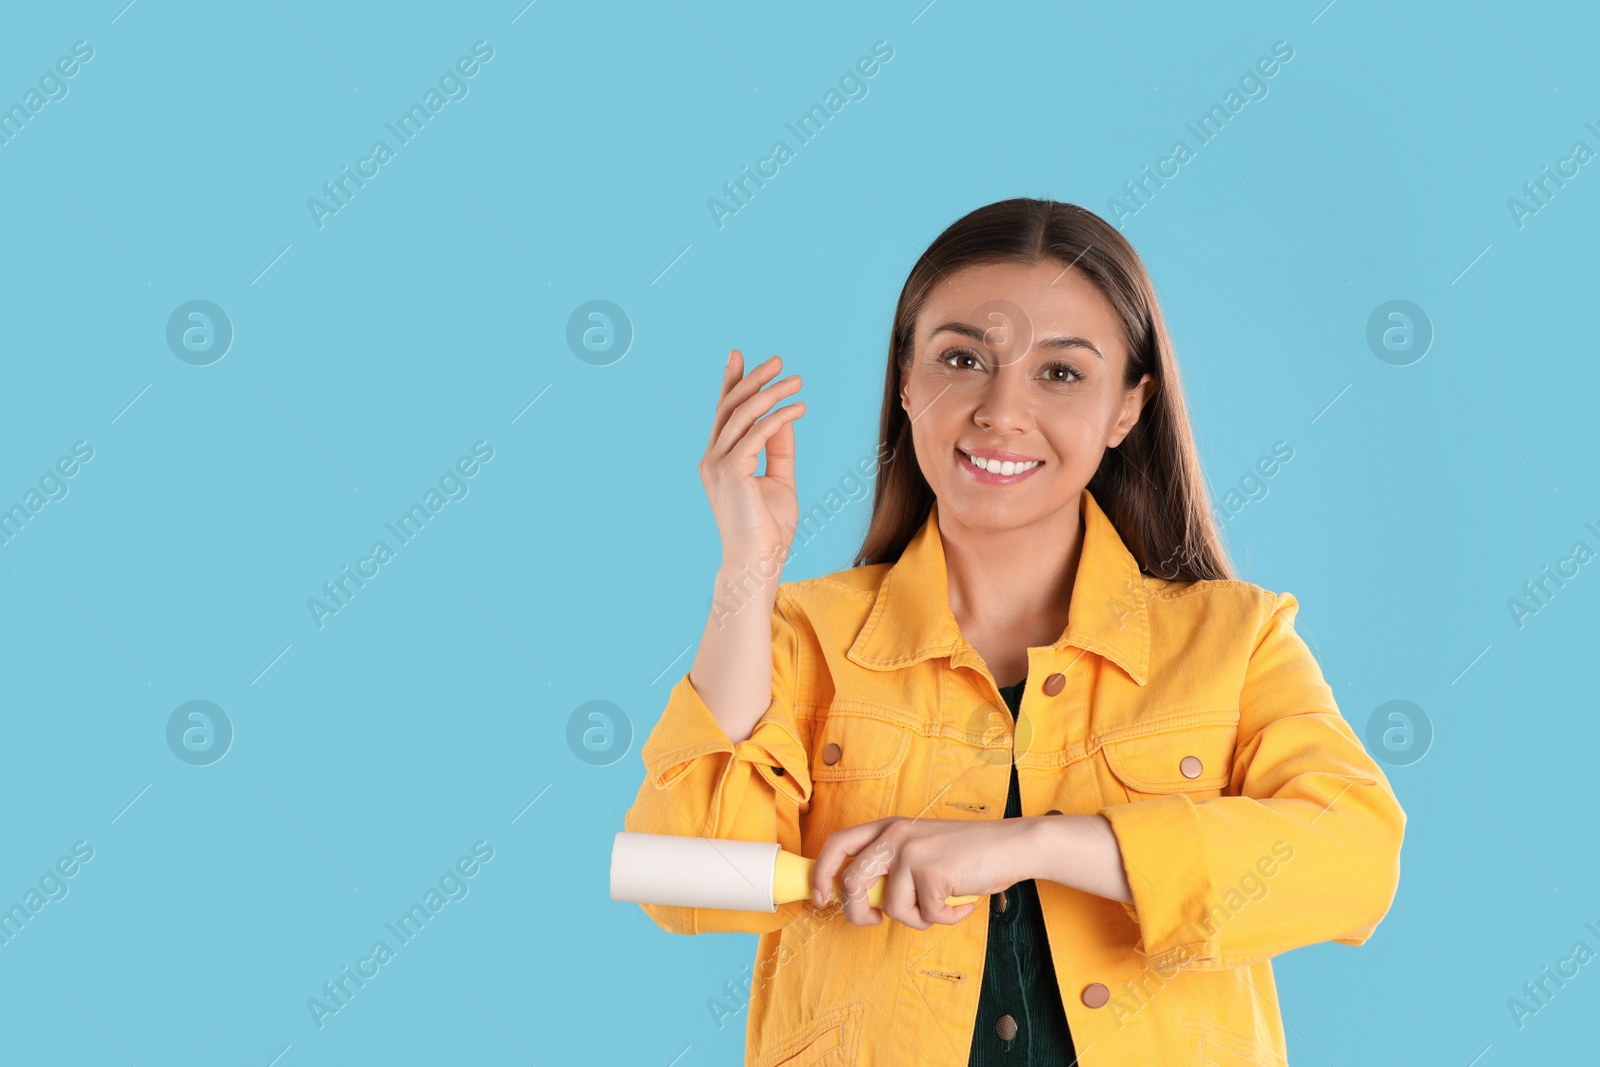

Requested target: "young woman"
[{"left": 623, "top": 199, "right": 1406, "bottom": 1066}]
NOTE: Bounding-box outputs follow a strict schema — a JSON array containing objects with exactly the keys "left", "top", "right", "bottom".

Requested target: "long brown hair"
[{"left": 854, "top": 198, "right": 1234, "bottom": 583}]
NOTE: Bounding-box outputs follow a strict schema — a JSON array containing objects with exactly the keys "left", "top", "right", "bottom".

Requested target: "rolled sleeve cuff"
[
  {"left": 1100, "top": 792, "right": 1222, "bottom": 970},
  {"left": 642, "top": 672, "right": 813, "bottom": 807}
]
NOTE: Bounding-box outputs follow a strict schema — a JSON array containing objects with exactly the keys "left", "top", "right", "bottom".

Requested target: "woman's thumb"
[{"left": 764, "top": 417, "right": 797, "bottom": 485}]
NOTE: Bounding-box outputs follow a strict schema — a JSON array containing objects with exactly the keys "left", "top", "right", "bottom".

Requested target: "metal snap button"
[
  {"left": 822, "top": 743, "right": 842, "bottom": 766},
  {"left": 1082, "top": 982, "right": 1110, "bottom": 1008},
  {"left": 1042, "top": 672, "right": 1067, "bottom": 696},
  {"left": 1179, "top": 755, "right": 1203, "bottom": 779}
]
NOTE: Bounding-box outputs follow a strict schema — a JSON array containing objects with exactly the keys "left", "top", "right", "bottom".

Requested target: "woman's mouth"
[{"left": 957, "top": 447, "right": 1045, "bottom": 485}]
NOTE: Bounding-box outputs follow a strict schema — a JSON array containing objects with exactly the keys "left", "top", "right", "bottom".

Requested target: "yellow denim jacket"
[{"left": 623, "top": 487, "right": 1406, "bottom": 1067}]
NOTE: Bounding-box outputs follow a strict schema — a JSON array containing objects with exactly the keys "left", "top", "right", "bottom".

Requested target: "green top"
[{"left": 966, "top": 676, "right": 1078, "bottom": 1066}]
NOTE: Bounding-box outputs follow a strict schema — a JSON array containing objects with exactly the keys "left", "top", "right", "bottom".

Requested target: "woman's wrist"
[
  {"left": 715, "top": 557, "right": 784, "bottom": 603},
  {"left": 693, "top": 561, "right": 785, "bottom": 746},
  {"left": 1014, "top": 813, "right": 1133, "bottom": 904}
]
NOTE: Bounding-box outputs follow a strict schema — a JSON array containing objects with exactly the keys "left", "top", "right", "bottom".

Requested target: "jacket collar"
[{"left": 845, "top": 487, "right": 1150, "bottom": 686}]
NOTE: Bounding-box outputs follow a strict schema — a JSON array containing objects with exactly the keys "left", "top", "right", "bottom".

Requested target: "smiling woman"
[{"left": 623, "top": 198, "right": 1405, "bottom": 1067}]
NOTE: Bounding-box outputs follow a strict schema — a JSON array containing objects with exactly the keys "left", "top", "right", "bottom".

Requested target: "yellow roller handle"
[{"left": 773, "top": 848, "right": 982, "bottom": 909}]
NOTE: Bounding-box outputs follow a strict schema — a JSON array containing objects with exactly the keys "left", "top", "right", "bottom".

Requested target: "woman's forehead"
[{"left": 915, "top": 262, "right": 1127, "bottom": 359}]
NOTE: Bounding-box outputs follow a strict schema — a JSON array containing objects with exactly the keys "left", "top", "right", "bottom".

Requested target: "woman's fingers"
[
  {"left": 705, "top": 351, "right": 802, "bottom": 488},
  {"left": 811, "top": 820, "right": 889, "bottom": 915},
  {"left": 724, "top": 399, "right": 804, "bottom": 474},
  {"left": 881, "top": 853, "right": 930, "bottom": 930},
  {"left": 884, "top": 841, "right": 974, "bottom": 929},
  {"left": 840, "top": 839, "right": 893, "bottom": 926},
  {"left": 710, "top": 351, "right": 784, "bottom": 444},
  {"left": 760, "top": 411, "right": 799, "bottom": 487},
  {"left": 713, "top": 349, "right": 743, "bottom": 425},
  {"left": 699, "top": 349, "right": 805, "bottom": 570},
  {"left": 912, "top": 866, "right": 976, "bottom": 927},
  {"left": 714, "top": 373, "right": 802, "bottom": 458},
  {"left": 710, "top": 349, "right": 749, "bottom": 441},
  {"left": 810, "top": 821, "right": 869, "bottom": 905},
  {"left": 812, "top": 819, "right": 983, "bottom": 929}
]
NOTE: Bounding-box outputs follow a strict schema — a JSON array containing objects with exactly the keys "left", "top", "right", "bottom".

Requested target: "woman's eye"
[
  {"left": 935, "top": 350, "right": 1082, "bottom": 383},
  {"left": 938, "top": 347, "right": 981, "bottom": 370}
]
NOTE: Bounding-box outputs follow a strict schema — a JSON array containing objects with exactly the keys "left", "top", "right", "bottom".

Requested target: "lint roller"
[{"left": 610, "top": 830, "right": 982, "bottom": 912}]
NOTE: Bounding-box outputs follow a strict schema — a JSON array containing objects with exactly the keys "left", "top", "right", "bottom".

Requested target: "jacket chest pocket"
[
  {"left": 1097, "top": 719, "right": 1238, "bottom": 805},
  {"left": 801, "top": 711, "right": 913, "bottom": 855}
]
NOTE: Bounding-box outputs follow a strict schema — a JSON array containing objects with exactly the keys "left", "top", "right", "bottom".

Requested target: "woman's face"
[{"left": 899, "top": 259, "right": 1156, "bottom": 531}]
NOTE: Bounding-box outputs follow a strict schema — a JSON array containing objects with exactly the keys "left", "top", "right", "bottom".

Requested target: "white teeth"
[{"left": 965, "top": 452, "right": 1041, "bottom": 475}]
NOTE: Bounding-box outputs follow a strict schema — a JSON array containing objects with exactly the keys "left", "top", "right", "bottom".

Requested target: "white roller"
[{"left": 610, "top": 830, "right": 779, "bottom": 912}]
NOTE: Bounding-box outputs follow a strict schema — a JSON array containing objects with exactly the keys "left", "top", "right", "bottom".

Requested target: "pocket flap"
[
  {"left": 1100, "top": 721, "right": 1237, "bottom": 793},
  {"left": 810, "top": 711, "right": 911, "bottom": 781}
]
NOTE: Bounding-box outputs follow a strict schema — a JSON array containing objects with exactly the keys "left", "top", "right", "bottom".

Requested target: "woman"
[{"left": 623, "top": 198, "right": 1406, "bottom": 1066}]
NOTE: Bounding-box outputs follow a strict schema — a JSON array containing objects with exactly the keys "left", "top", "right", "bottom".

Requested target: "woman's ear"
[
  {"left": 1109, "top": 373, "right": 1157, "bottom": 447},
  {"left": 1137, "top": 372, "right": 1159, "bottom": 407}
]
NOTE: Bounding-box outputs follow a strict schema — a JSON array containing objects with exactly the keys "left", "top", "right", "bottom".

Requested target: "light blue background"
[{"left": 2, "top": 1, "right": 1596, "bottom": 1063}]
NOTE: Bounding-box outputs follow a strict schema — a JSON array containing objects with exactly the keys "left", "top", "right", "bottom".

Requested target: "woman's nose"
[{"left": 973, "top": 367, "right": 1030, "bottom": 429}]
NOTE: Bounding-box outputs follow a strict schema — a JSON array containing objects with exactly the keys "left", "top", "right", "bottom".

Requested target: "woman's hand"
[
  {"left": 701, "top": 350, "right": 806, "bottom": 572},
  {"left": 810, "top": 817, "right": 1030, "bottom": 930}
]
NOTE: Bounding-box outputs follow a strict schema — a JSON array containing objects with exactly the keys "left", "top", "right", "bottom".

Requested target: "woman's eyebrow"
[
  {"left": 930, "top": 321, "right": 1104, "bottom": 360},
  {"left": 1040, "top": 334, "right": 1105, "bottom": 360}
]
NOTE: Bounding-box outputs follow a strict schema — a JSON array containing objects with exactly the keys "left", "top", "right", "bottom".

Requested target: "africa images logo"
[
  {"left": 307, "top": 441, "right": 494, "bottom": 629},
  {"left": 306, "top": 41, "right": 495, "bottom": 229},
  {"left": 306, "top": 842, "right": 495, "bottom": 1030}
]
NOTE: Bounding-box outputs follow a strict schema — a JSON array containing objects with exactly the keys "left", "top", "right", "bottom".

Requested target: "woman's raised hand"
[{"left": 700, "top": 350, "right": 806, "bottom": 574}]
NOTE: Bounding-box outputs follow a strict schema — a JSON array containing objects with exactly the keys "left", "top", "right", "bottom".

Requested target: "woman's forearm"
[
  {"left": 689, "top": 562, "right": 782, "bottom": 745},
  {"left": 1016, "top": 814, "right": 1133, "bottom": 904}
]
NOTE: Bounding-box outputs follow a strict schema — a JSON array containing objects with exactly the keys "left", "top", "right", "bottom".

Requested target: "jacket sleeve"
[
  {"left": 1099, "top": 591, "right": 1407, "bottom": 973},
  {"left": 621, "top": 586, "right": 815, "bottom": 936}
]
